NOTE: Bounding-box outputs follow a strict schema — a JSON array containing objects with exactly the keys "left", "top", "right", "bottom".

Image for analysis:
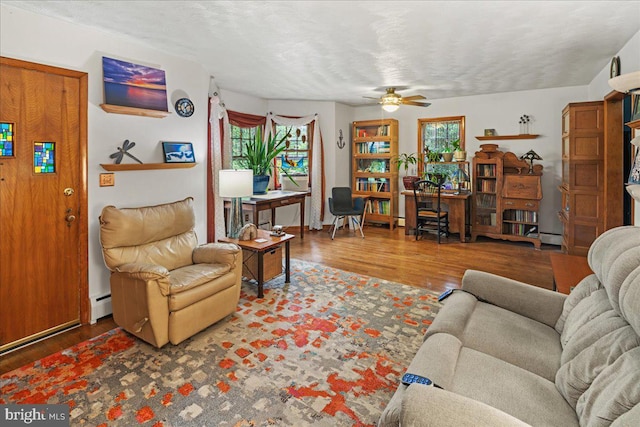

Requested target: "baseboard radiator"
[
  {"left": 91, "top": 294, "right": 112, "bottom": 324},
  {"left": 540, "top": 233, "right": 562, "bottom": 246}
]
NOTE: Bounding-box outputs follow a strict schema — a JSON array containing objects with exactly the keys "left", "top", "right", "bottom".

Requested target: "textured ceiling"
[{"left": 4, "top": 1, "right": 640, "bottom": 105}]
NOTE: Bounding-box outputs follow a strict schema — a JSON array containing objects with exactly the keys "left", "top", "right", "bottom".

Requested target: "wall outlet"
[{"left": 99, "top": 173, "right": 114, "bottom": 187}]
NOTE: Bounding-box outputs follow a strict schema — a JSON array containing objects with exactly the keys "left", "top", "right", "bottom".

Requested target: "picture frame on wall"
[
  {"left": 102, "top": 56, "right": 168, "bottom": 112},
  {"left": 162, "top": 142, "right": 195, "bottom": 163}
]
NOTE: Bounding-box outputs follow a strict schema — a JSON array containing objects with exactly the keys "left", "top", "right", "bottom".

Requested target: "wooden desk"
[
  {"left": 549, "top": 253, "right": 593, "bottom": 294},
  {"left": 219, "top": 229, "right": 295, "bottom": 298},
  {"left": 403, "top": 190, "right": 471, "bottom": 243},
  {"left": 224, "top": 190, "right": 307, "bottom": 238}
]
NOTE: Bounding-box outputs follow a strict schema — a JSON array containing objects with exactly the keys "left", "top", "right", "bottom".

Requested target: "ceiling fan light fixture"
[
  {"left": 381, "top": 91, "right": 401, "bottom": 112},
  {"left": 382, "top": 102, "right": 400, "bottom": 112}
]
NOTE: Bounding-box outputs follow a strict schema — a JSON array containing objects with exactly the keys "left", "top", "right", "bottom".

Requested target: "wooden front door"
[{"left": 0, "top": 57, "right": 88, "bottom": 353}]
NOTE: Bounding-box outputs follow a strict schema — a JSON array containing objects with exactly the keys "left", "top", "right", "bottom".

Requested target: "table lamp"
[
  {"left": 520, "top": 150, "right": 543, "bottom": 174},
  {"left": 219, "top": 169, "right": 253, "bottom": 238}
]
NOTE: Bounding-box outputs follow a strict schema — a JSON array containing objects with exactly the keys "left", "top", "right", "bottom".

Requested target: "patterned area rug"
[{"left": 1, "top": 260, "right": 441, "bottom": 426}]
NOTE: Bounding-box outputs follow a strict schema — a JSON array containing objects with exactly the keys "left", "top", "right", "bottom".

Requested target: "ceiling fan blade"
[
  {"left": 402, "top": 95, "right": 426, "bottom": 101},
  {"left": 402, "top": 101, "right": 432, "bottom": 107}
]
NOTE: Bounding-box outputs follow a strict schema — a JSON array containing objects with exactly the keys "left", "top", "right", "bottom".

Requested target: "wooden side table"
[
  {"left": 223, "top": 190, "right": 306, "bottom": 238},
  {"left": 219, "top": 229, "right": 295, "bottom": 298},
  {"left": 549, "top": 253, "right": 593, "bottom": 295}
]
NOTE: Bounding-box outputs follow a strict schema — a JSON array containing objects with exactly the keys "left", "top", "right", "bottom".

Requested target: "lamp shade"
[{"left": 219, "top": 169, "right": 253, "bottom": 197}]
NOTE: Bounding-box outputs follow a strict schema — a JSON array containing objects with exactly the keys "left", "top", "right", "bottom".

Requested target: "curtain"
[
  {"left": 207, "top": 95, "right": 230, "bottom": 242},
  {"left": 207, "top": 108, "right": 266, "bottom": 242},
  {"left": 228, "top": 110, "right": 266, "bottom": 128},
  {"left": 265, "top": 113, "right": 325, "bottom": 230}
]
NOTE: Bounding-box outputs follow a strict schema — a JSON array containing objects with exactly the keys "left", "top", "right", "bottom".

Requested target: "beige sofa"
[
  {"left": 99, "top": 197, "right": 242, "bottom": 348},
  {"left": 379, "top": 226, "right": 640, "bottom": 426}
]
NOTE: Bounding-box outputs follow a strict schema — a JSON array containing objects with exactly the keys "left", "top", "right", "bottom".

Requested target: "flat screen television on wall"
[{"left": 102, "top": 56, "right": 168, "bottom": 112}]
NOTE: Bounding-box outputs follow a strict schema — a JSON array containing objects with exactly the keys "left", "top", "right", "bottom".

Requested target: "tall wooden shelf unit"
[
  {"left": 352, "top": 119, "right": 398, "bottom": 229},
  {"left": 471, "top": 144, "right": 543, "bottom": 249},
  {"left": 558, "top": 101, "right": 605, "bottom": 256}
]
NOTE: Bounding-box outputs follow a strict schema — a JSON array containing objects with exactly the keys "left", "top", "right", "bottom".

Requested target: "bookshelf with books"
[
  {"left": 472, "top": 153, "right": 502, "bottom": 234},
  {"left": 471, "top": 144, "right": 543, "bottom": 249},
  {"left": 352, "top": 119, "right": 398, "bottom": 229}
]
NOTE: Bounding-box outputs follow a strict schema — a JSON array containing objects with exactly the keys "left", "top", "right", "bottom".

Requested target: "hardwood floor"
[{"left": 0, "top": 225, "right": 558, "bottom": 375}]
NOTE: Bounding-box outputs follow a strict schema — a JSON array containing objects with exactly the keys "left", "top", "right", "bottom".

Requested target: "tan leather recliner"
[{"left": 99, "top": 197, "right": 242, "bottom": 348}]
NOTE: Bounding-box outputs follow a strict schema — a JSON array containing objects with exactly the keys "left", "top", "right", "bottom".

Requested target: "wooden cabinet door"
[{"left": 0, "top": 58, "right": 88, "bottom": 352}]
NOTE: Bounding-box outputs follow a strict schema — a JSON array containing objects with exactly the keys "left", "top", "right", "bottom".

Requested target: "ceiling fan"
[{"left": 364, "top": 87, "right": 431, "bottom": 112}]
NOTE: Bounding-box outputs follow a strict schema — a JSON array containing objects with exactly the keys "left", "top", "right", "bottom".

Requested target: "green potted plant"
[
  {"left": 243, "top": 126, "right": 295, "bottom": 194},
  {"left": 425, "top": 148, "right": 442, "bottom": 163},
  {"left": 451, "top": 139, "right": 467, "bottom": 162},
  {"left": 393, "top": 152, "right": 421, "bottom": 190},
  {"left": 441, "top": 141, "right": 454, "bottom": 162}
]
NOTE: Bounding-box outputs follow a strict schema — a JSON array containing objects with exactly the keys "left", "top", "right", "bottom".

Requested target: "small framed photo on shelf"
[
  {"left": 484, "top": 129, "right": 496, "bottom": 137},
  {"left": 162, "top": 142, "right": 195, "bottom": 163}
]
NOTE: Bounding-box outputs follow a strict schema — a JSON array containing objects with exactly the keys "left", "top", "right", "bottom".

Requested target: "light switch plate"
[{"left": 99, "top": 173, "right": 114, "bottom": 187}]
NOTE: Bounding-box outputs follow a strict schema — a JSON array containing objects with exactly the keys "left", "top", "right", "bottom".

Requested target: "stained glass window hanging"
[
  {"left": 34, "top": 142, "right": 55, "bottom": 174},
  {"left": 1, "top": 122, "right": 14, "bottom": 157}
]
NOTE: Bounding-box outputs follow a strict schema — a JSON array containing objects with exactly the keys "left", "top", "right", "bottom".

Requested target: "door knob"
[{"left": 64, "top": 188, "right": 74, "bottom": 196}]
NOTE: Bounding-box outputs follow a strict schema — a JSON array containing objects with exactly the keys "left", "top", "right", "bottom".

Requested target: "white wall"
[
  {"left": 353, "top": 86, "right": 588, "bottom": 237},
  {"left": 334, "top": 103, "right": 355, "bottom": 188},
  {"left": 218, "top": 88, "right": 268, "bottom": 116},
  {"left": 1, "top": 4, "right": 211, "bottom": 321}
]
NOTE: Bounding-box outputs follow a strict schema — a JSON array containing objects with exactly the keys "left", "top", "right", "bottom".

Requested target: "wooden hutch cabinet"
[
  {"left": 471, "top": 144, "right": 543, "bottom": 249},
  {"left": 352, "top": 119, "right": 398, "bottom": 229},
  {"left": 558, "top": 101, "right": 605, "bottom": 256}
]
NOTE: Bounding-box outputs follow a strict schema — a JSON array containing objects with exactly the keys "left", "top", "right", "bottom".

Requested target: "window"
[
  {"left": 418, "top": 116, "right": 465, "bottom": 181},
  {"left": 274, "top": 123, "right": 311, "bottom": 188},
  {"left": 230, "top": 123, "right": 312, "bottom": 189},
  {"left": 230, "top": 124, "right": 258, "bottom": 170},
  {"left": 419, "top": 116, "right": 465, "bottom": 154}
]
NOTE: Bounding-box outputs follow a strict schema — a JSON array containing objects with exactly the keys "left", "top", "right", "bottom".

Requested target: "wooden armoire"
[{"left": 559, "top": 96, "right": 625, "bottom": 256}]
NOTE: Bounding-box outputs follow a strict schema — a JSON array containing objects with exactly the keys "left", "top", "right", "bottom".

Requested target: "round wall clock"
[
  {"left": 610, "top": 56, "right": 620, "bottom": 79},
  {"left": 175, "top": 98, "right": 194, "bottom": 117}
]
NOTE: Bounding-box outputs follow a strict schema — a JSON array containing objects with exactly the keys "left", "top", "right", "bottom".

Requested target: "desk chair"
[
  {"left": 413, "top": 179, "right": 449, "bottom": 243},
  {"left": 328, "top": 187, "right": 365, "bottom": 239}
]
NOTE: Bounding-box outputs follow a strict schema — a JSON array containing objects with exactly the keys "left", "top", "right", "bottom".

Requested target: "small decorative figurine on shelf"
[
  {"left": 519, "top": 115, "right": 531, "bottom": 134},
  {"left": 520, "top": 149, "right": 542, "bottom": 174},
  {"left": 109, "top": 139, "right": 143, "bottom": 164}
]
